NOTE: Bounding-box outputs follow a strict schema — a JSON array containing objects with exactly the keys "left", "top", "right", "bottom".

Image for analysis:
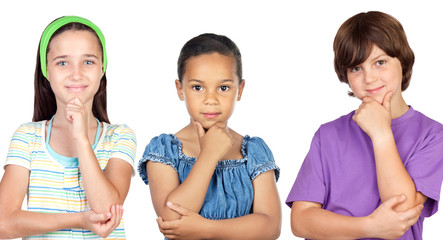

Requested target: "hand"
[
  {"left": 65, "top": 97, "right": 89, "bottom": 142},
  {"left": 366, "top": 195, "right": 423, "bottom": 239},
  {"left": 194, "top": 120, "right": 234, "bottom": 162},
  {"left": 352, "top": 92, "right": 392, "bottom": 139},
  {"left": 157, "top": 202, "right": 210, "bottom": 240},
  {"left": 82, "top": 205, "right": 123, "bottom": 238}
]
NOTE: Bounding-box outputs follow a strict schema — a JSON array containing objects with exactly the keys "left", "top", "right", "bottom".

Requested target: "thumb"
[
  {"left": 167, "top": 202, "right": 189, "bottom": 216},
  {"left": 90, "top": 211, "right": 112, "bottom": 222},
  {"left": 383, "top": 194, "right": 406, "bottom": 209},
  {"left": 194, "top": 121, "right": 205, "bottom": 138},
  {"left": 382, "top": 92, "right": 393, "bottom": 111}
]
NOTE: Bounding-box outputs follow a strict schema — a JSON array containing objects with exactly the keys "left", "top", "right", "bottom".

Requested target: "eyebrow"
[
  {"left": 188, "top": 79, "right": 234, "bottom": 83},
  {"left": 51, "top": 54, "right": 99, "bottom": 62},
  {"left": 51, "top": 55, "right": 68, "bottom": 61},
  {"left": 368, "top": 54, "right": 390, "bottom": 62}
]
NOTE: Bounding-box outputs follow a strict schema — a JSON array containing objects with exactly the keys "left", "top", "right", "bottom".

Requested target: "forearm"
[
  {"left": 0, "top": 210, "right": 82, "bottom": 239},
  {"left": 201, "top": 213, "right": 280, "bottom": 240},
  {"left": 291, "top": 206, "right": 369, "bottom": 239},
  {"left": 164, "top": 153, "right": 218, "bottom": 219},
  {"left": 77, "top": 140, "right": 121, "bottom": 212},
  {"left": 372, "top": 131, "right": 422, "bottom": 210}
]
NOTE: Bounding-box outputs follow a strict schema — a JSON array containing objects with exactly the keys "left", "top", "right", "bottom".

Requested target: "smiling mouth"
[
  {"left": 66, "top": 85, "right": 87, "bottom": 93},
  {"left": 202, "top": 113, "right": 220, "bottom": 119},
  {"left": 366, "top": 86, "right": 384, "bottom": 95}
]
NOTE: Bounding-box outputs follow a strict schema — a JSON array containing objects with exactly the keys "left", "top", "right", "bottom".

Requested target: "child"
[
  {"left": 286, "top": 11, "right": 443, "bottom": 239},
  {"left": 0, "top": 16, "right": 136, "bottom": 239},
  {"left": 138, "top": 33, "right": 281, "bottom": 239}
]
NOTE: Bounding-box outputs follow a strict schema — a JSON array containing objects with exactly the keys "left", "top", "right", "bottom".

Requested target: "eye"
[
  {"left": 219, "top": 86, "right": 230, "bottom": 91},
  {"left": 192, "top": 85, "right": 203, "bottom": 91},
  {"left": 376, "top": 60, "right": 386, "bottom": 66},
  {"left": 84, "top": 60, "right": 94, "bottom": 65},
  {"left": 57, "top": 61, "right": 67, "bottom": 66},
  {"left": 350, "top": 66, "right": 361, "bottom": 72}
]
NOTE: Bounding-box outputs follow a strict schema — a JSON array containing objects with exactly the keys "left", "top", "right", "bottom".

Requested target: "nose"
[
  {"left": 363, "top": 68, "right": 378, "bottom": 84},
  {"left": 70, "top": 63, "right": 82, "bottom": 81},
  {"left": 204, "top": 90, "right": 218, "bottom": 105}
]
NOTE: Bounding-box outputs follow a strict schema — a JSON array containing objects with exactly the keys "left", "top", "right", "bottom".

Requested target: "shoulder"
[
  {"left": 104, "top": 123, "right": 135, "bottom": 137},
  {"left": 16, "top": 121, "right": 44, "bottom": 132},
  {"left": 410, "top": 109, "right": 443, "bottom": 130},
  {"left": 244, "top": 136, "right": 280, "bottom": 181},
  {"left": 407, "top": 109, "right": 443, "bottom": 144},
  {"left": 243, "top": 136, "right": 271, "bottom": 154},
  {"left": 138, "top": 134, "right": 180, "bottom": 184},
  {"left": 11, "top": 121, "right": 45, "bottom": 141},
  {"left": 317, "top": 111, "right": 358, "bottom": 139},
  {"left": 141, "top": 133, "right": 181, "bottom": 160},
  {"left": 103, "top": 123, "right": 137, "bottom": 145}
]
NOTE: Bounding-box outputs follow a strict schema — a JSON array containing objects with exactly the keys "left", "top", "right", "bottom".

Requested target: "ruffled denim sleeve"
[
  {"left": 137, "top": 134, "right": 179, "bottom": 185},
  {"left": 245, "top": 137, "right": 280, "bottom": 181}
]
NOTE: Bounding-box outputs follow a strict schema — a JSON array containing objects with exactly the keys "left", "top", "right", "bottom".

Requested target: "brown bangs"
[{"left": 333, "top": 11, "right": 414, "bottom": 94}]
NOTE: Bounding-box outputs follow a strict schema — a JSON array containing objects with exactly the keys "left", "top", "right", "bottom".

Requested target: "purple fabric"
[{"left": 286, "top": 107, "right": 443, "bottom": 240}]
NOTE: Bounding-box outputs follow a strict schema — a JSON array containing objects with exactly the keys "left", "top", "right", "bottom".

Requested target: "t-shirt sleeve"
[
  {"left": 285, "top": 129, "right": 326, "bottom": 208},
  {"left": 245, "top": 137, "right": 279, "bottom": 181},
  {"left": 110, "top": 124, "right": 137, "bottom": 172},
  {"left": 405, "top": 127, "right": 443, "bottom": 217},
  {"left": 137, "top": 134, "right": 179, "bottom": 185},
  {"left": 4, "top": 123, "right": 34, "bottom": 170}
]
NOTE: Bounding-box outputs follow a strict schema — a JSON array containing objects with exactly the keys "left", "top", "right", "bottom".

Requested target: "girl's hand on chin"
[
  {"left": 194, "top": 120, "right": 234, "bottom": 162},
  {"left": 65, "top": 97, "right": 89, "bottom": 142}
]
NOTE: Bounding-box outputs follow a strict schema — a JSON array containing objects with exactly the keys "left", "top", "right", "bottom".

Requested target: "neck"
[{"left": 390, "top": 95, "right": 409, "bottom": 119}]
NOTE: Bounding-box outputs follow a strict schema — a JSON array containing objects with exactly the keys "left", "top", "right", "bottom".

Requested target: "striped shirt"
[{"left": 5, "top": 121, "right": 136, "bottom": 239}]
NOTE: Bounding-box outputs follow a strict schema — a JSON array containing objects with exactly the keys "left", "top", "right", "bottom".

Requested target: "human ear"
[
  {"left": 237, "top": 80, "right": 245, "bottom": 101},
  {"left": 175, "top": 79, "right": 184, "bottom": 101}
]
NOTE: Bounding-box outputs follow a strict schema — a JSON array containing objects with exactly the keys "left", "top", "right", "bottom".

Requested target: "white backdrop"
[{"left": 0, "top": 0, "right": 442, "bottom": 239}]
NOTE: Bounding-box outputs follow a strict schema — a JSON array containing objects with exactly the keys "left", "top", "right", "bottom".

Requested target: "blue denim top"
[{"left": 138, "top": 134, "right": 280, "bottom": 220}]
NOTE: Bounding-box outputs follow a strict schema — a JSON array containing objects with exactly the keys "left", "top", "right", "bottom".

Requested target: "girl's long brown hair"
[{"left": 33, "top": 22, "right": 109, "bottom": 123}]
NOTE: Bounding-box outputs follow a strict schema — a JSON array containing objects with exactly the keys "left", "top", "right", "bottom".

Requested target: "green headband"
[{"left": 39, "top": 16, "right": 107, "bottom": 79}]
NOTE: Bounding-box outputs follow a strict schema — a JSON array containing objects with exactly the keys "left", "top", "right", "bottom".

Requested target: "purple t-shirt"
[{"left": 286, "top": 107, "right": 443, "bottom": 240}]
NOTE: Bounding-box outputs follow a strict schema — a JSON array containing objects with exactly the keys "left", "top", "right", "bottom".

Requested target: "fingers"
[
  {"left": 89, "top": 211, "right": 112, "bottom": 223},
  {"left": 156, "top": 216, "right": 179, "bottom": 236},
  {"left": 383, "top": 195, "right": 406, "bottom": 209},
  {"left": 401, "top": 204, "right": 423, "bottom": 221},
  {"left": 382, "top": 92, "right": 393, "bottom": 111},
  {"left": 194, "top": 121, "right": 205, "bottom": 137},
  {"left": 65, "top": 98, "right": 86, "bottom": 121},
  {"left": 167, "top": 201, "right": 189, "bottom": 216},
  {"left": 102, "top": 205, "right": 123, "bottom": 238}
]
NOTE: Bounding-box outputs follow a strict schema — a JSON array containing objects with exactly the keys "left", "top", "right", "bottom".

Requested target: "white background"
[{"left": 0, "top": 0, "right": 442, "bottom": 239}]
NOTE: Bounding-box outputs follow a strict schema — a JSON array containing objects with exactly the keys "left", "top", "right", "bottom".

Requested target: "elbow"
[
  {"left": 89, "top": 190, "right": 125, "bottom": 213},
  {"left": 393, "top": 192, "right": 427, "bottom": 212},
  {"left": 290, "top": 209, "right": 308, "bottom": 238},
  {"left": 0, "top": 213, "right": 13, "bottom": 239},
  {"left": 157, "top": 201, "right": 182, "bottom": 221},
  {"left": 271, "top": 217, "right": 281, "bottom": 239},
  {"left": 270, "top": 226, "right": 281, "bottom": 240},
  {"left": 262, "top": 212, "right": 281, "bottom": 240}
]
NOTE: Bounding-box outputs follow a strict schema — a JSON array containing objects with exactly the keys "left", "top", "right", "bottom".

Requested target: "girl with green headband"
[{"left": 0, "top": 16, "right": 136, "bottom": 239}]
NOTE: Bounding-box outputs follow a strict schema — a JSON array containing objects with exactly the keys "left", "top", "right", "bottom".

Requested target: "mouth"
[
  {"left": 202, "top": 112, "right": 221, "bottom": 119},
  {"left": 66, "top": 85, "right": 88, "bottom": 93},
  {"left": 366, "top": 86, "right": 384, "bottom": 95}
]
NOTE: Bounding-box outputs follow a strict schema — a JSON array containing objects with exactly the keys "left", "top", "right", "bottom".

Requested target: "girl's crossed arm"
[
  {"left": 0, "top": 165, "right": 123, "bottom": 239},
  {"left": 157, "top": 170, "right": 281, "bottom": 240}
]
